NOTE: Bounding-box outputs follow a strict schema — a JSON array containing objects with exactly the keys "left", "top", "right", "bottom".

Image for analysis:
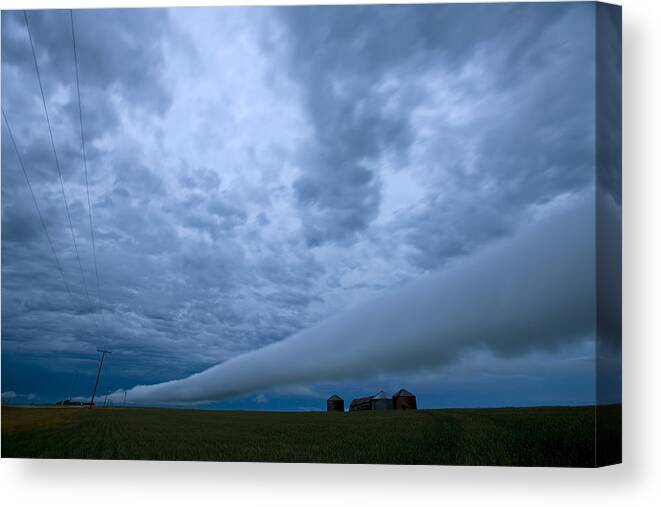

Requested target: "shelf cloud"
[{"left": 116, "top": 193, "right": 595, "bottom": 403}]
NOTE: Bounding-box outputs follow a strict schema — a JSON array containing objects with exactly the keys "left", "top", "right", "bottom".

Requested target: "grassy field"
[{"left": 1, "top": 404, "right": 621, "bottom": 467}]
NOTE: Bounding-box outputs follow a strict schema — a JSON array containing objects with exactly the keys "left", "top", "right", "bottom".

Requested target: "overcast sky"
[{"left": 1, "top": 3, "right": 617, "bottom": 409}]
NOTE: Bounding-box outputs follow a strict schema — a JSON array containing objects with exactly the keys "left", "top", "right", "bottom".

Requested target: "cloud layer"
[
  {"left": 116, "top": 194, "right": 594, "bottom": 403},
  {"left": 2, "top": 4, "right": 608, "bottom": 405}
]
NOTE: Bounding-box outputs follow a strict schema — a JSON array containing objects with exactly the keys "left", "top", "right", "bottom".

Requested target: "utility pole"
[
  {"left": 123, "top": 391, "right": 127, "bottom": 406},
  {"left": 103, "top": 387, "right": 111, "bottom": 408},
  {"left": 90, "top": 349, "right": 111, "bottom": 408}
]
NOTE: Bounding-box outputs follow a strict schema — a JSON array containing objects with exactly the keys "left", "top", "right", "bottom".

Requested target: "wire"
[
  {"left": 2, "top": 108, "right": 73, "bottom": 299},
  {"left": 23, "top": 11, "right": 96, "bottom": 315},
  {"left": 70, "top": 10, "right": 101, "bottom": 296}
]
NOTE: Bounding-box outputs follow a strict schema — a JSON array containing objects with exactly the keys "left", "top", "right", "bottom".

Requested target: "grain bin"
[
  {"left": 393, "top": 388, "right": 417, "bottom": 410},
  {"left": 326, "top": 394, "right": 344, "bottom": 412},
  {"left": 371, "top": 390, "right": 394, "bottom": 410}
]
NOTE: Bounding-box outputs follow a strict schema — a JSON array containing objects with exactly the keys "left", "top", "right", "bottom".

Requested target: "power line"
[
  {"left": 23, "top": 10, "right": 95, "bottom": 315},
  {"left": 68, "top": 13, "right": 111, "bottom": 385},
  {"left": 1, "top": 108, "right": 73, "bottom": 299},
  {"left": 4, "top": 109, "right": 107, "bottom": 407},
  {"left": 13, "top": 12, "right": 112, "bottom": 405},
  {"left": 70, "top": 10, "right": 101, "bottom": 296}
]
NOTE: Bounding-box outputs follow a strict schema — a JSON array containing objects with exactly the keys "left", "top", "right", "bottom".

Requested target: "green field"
[{"left": 1, "top": 405, "right": 621, "bottom": 466}]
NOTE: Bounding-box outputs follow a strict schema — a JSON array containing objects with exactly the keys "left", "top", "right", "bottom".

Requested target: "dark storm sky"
[{"left": 1, "top": 3, "right": 615, "bottom": 408}]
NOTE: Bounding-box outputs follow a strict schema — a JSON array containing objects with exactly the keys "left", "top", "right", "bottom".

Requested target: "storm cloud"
[
  {"left": 2, "top": 4, "right": 610, "bottom": 406},
  {"left": 116, "top": 194, "right": 595, "bottom": 403}
]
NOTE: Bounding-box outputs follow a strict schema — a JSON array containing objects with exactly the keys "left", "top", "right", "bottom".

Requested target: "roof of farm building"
[
  {"left": 350, "top": 396, "right": 373, "bottom": 404},
  {"left": 327, "top": 395, "right": 343, "bottom": 401},
  {"left": 394, "top": 389, "right": 414, "bottom": 397},
  {"left": 373, "top": 391, "right": 390, "bottom": 399}
]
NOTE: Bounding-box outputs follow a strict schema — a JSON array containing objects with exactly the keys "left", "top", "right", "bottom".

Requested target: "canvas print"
[{"left": 1, "top": 2, "right": 621, "bottom": 467}]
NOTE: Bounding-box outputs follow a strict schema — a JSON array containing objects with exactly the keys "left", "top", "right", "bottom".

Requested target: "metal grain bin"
[
  {"left": 371, "top": 390, "right": 394, "bottom": 410},
  {"left": 327, "top": 394, "right": 344, "bottom": 412}
]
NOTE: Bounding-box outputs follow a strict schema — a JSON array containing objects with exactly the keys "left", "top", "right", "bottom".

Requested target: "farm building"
[
  {"left": 393, "top": 389, "right": 417, "bottom": 410},
  {"left": 371, "top": 390, "right": 394, "bottom": 410},
  {"left": 348, "top": 389, "right": 417, "bottom": 411},
  {"left": 349, "top": 396, "right": 373, "bottom": 411},
  {"left": 326, "top": 394, "right": 344, "bottom": 412}
]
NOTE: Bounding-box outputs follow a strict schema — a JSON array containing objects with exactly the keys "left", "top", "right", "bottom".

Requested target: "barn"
[
  {"left": 326, "top": 394, "right": 344, "bottom": 412},
  {"left": 347, "top": 388, "right": 417, "bottom": 411},
  {"left": 349, "top": 396, "right": 373, "bottom": 411},
  {"left": 393, "top": 388, "right": 417, "bottom": 410},
  {"left": 371, "top": 390, "right": 394, "bottom": 410}
]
